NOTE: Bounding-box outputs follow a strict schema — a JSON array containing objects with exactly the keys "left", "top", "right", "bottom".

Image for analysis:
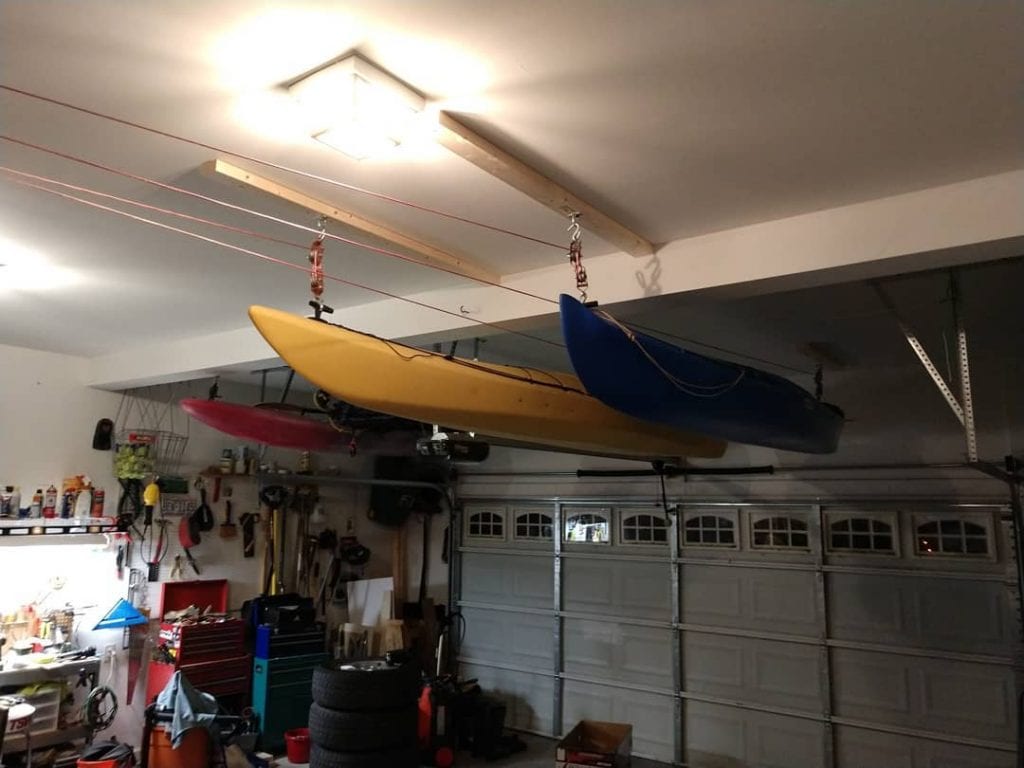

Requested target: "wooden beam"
[
  {"left": 436, "top": 111, "right": 655, "bottom": 258},
  {"left": 205, "top": 158, "right": 501, "bottom": 284}
]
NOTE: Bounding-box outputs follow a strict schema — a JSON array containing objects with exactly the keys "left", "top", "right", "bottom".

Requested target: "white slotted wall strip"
[{"left": 455, "top": 499, "right": 1019, "bottom": 767}]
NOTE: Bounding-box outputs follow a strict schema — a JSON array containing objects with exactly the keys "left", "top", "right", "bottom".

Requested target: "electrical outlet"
[{"left": 104, "top": 643, "right": 117, "bottom": 660}]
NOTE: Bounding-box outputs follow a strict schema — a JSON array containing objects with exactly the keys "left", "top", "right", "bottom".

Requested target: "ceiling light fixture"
[{"left": 288, "top": 53, "right": 426, "bottom": 161}]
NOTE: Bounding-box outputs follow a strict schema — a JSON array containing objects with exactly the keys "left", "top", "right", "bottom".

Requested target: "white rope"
[{"left": 596, "top": 310, "right": 746, "bottom": 399}]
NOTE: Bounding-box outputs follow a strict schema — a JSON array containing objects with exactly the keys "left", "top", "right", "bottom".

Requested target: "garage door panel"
[
  {"left": 685, "top": 700, "right": 825, "bottom": 768},
  {"left": 684, "top": 633, "right": 823, "bottom": 713},
  {"left": 564, "top": 680, "right": 674, "bottom": 762},
  {"left": 832, "top": 649, "right": 1015, "bottom": 742},
  {"left": 564, "top": 559, "right": 670, "bottom": 620},
  {"left": 829, "top": 574, "right": 1013, "bottom": 655},
  {"left": 460, "top": 663, "right": 554, "bottom": 735},
  {"left": 828, "top": 575, "right": 906, "bottom": 642},
  {"left": 564, "top": 619, "right": 672, "bottom": 689},
  {"left": 917, "top": 581, "right": 1010, "bottom": 651},
  {"left": 461, "top": 553, "right": 552, "bottom": 608},
  {"left": 459, "top": 496, "right": 1018, "bottom": 767},
  {"left": 834, "top": 725, "right": 1013, "bottom": 768},
  {"left": 921, "top": 667, "right": 1014, "bottom": 738},
  {"left": 681, "top": 567, "right": 743, "bottom": 622},
  {"left": 681, "top": 564, "right": 820, "bottom": 636},
  {"left": 460, "top": 607, "right": 551, "bottom": 670}
]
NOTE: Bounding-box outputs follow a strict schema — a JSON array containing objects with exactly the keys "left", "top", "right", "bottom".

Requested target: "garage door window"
[
  {"left": 466, "top": 510, "right": 505, "bottom": 540},
  {"left": 916, "top": 518, "right": 990, "bottom": 556},
  {"left": 828, "top": 515, "right": 895, "bottom": 554},
  {"left": 682, "top": 512, "right": 737, "bottom": 547},
  {"left": 564, "top": 511, "right": 611, "bottom": 544},
  {"left": 620, "top": 513, "right": 668, "bottom": 545},
  {"left": 751, "top": 515, "right": 810, "bottom": 550},
  {"left": 514, "top": 511, "right": 553, "bottom": 541}
]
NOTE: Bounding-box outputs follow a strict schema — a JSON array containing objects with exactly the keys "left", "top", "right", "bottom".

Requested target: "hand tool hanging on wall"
[
  {"left": 276, "top": 501, "right": 287, "bottom": 594},
  {"left": 177, "top": 517, "right": 201, "bottom": 576},
  {"left": 259, "top": 485, "right": 289, "bottom": 594},
  {"left": 143, "top": 519, "right": 168, "bottom": 582},
  {"left": 139, "top": 479, "right": 166, "bottom": 581},
  {"left": 124, "top": 567, "right": 147, "bottom": 706},
  {"left": 292, "top": 485, "right": 316, "bottom": 595},
  {"left": 115, "top": 478, "right": 143, "bottom": 532},
  {"left": 239, "top": 512, "right": 258, "bottom": 558},
  {"left": 259, "top": 511, "right": 274, "bottom": 594},
  {"left": 220, "top": 497, "right": 238, "bottom": 539},
  {"left": 192, "top": 484, "right": 215, "bottom": 534}
]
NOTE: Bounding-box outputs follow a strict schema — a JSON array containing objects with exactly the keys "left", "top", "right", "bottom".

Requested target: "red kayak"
[{"left": 180, "top": 398, "right": 417, "bottom": 454}]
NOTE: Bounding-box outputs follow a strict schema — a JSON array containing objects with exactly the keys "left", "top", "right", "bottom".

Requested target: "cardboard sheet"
[{"left": 346, "top": 577, "right": 394, "bottom": 626}]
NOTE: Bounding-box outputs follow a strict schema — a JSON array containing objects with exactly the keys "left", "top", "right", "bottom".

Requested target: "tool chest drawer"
[
  {"left": 254, "top": 624, "right": 325, "bottom": 659},
  {"left": 252, "top": 653, "right": 328, "bottom": 750},
  {"left": 147, "top": 655, "right": 251, "bottom": 704},
  {"left": 159, "top": 618, "right": 246, "bottom": 664}
]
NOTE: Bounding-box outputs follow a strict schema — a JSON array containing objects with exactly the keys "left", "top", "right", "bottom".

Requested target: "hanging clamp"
[
  {"left": 566, "top": 212, "right": 588, "bottom": 302},
  {"left": 309, "top": 216, "right": 334, "bottom": 321}
]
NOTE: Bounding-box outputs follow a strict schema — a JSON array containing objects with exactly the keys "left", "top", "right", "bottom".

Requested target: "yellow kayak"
[{"left": 248, "top": 306, "right": 727, "bottom": 461}]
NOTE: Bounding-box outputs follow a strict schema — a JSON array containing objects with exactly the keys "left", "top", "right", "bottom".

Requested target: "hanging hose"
[{"left": 83, "top": 685, "right": 118, "bottom": 732}]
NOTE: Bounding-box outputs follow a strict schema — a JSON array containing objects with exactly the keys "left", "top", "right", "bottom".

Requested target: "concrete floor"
[{"left": 277, "top": 732, "right": 665, "bottom": 767}]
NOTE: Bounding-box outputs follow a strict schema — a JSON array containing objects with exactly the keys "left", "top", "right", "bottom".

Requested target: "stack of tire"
[{"left": 309, "top": 658, "right": 421, "bottom": 768}]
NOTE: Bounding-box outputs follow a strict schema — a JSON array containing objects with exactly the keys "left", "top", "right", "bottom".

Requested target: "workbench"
[{"left": 0, "top": 656, "right": 100, "bottom": 754}]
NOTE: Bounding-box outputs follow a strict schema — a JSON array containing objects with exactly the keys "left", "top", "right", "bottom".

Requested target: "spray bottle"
[{"left": 42, "top": 485, "right": 58, "bottom": 519}]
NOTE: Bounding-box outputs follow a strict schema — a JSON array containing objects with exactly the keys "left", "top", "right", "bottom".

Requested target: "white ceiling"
[{"left": 0, "top": 0, "right": 1021, "bottom": 359}]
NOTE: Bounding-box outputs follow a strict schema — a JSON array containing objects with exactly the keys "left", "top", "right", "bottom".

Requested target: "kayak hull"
[
  {"left": 247, "top": 306, "right": 727, "bottom": 461},
  {"left": 559, "top": 294, "right": 844, "bottom": 454},
  {"left": 180, "top": 398, "right": 418, "bottom": 454}
]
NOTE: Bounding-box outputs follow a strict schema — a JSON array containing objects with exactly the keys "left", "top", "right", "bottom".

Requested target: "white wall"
[{"left": 0, "top": 344, "right": 417, "bottom": 748}]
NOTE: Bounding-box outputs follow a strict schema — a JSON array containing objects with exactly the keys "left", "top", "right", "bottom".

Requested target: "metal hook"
[
  {"left": 567, "top": 212, "right": 582, "bottom": 242},
  {"left": 315, "top": 215, "right": 328, "bottom": 243}
]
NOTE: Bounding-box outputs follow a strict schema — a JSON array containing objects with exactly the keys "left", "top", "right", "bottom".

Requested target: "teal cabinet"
[{"left": 252, "top": 652, "right": 328, "bottom": 750}]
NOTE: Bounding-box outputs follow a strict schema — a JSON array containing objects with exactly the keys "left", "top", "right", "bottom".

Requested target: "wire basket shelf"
[
  {"left": 113, "top": 429, "right": 188, "bottom": 480},
  {"left": 113, "top": 386, "right": 190, "bottom": 480}
]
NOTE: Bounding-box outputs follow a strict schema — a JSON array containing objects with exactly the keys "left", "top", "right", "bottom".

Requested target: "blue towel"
[{"left": 155, "top": 670, "right": 220, "bottom": 748}]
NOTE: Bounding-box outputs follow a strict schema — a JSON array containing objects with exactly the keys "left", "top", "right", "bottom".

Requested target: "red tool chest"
[{"left": 145, "top": 579, "right": 251, "bottom": 706}]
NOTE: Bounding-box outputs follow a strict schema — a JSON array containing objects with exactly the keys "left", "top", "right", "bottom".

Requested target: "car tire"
[
  {"left": 312, "top": 659, "right": 420, "bottom": 711},
  {"left": 308, "top": 702, "right": 417, "bottom": 753}
]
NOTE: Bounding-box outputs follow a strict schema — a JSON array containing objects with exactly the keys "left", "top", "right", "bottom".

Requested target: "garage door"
[{"left": 455, "top": 498, "right": 1019, "bottom": 767}]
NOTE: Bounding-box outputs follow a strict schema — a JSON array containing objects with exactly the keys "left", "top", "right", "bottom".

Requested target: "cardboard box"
[{"left": 556, "top": 720, "right": 632, "bottom": 768}]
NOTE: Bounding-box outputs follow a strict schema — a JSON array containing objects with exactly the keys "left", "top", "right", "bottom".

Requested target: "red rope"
[
  {"left": 0, "top": 84, "right": 565, "bottom": 250},
  {"left": 0, "top": 134, "right": 557, "bottom": 306},
  {"left": 0, "top": 166, "right": 309, "bottom": 251},
  {"left": 1, "top": 172, "right": 566, "bottom": 349}
]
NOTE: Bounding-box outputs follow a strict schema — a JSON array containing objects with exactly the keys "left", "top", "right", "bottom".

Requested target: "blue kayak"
[{"left": 559, "top": 294, "right": 844, "bottom": 453}]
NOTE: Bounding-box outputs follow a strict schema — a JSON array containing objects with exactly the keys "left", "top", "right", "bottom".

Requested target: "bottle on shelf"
[
  {"left": 42, "top": 485, "right": 58, "bottom": 518},
  {"left": 74, "top": 487, "right": 92, "bottom": 518},
  {"left": 91, "top": 488, "right": 105, "bottom": 517},
  {"left": 30, "top": 489, "right": 43, "bottom": 518}
]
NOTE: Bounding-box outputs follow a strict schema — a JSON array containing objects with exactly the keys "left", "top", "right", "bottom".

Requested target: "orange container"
[
  {"left": 284, "top": 727, "right": 310, "bottom": 763},
  {"left": 148, "top": 726, "right": 210, "bottom": 768}
]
